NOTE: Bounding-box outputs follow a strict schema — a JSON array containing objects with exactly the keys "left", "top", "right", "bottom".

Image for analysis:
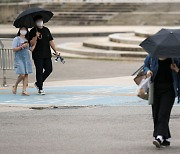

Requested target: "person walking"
[
  {"left": 12, "top": 27, "right": 32, "bottom": 96},
  {"left": 144, "top": 54, "right": 179, "bottom": 148},
  {"left": 29, "top": 15, "right": 60, "bottom": 95}
]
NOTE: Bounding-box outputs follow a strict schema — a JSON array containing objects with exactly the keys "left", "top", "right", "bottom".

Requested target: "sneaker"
[
  {"left": 34, "top": 82, "right": 39, "bottom": 90},
  {"left": 153, "top": 138, "right": 162, "bottom": 148},
  {"left": 162, "top": 140, "right": 170, "bottom": 147},
  {"left": 38, "top": 90, "right": 45, "bottom": 95}
]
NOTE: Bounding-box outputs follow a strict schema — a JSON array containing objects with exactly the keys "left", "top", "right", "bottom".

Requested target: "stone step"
[
  {"left": 134, "top": 26, "right": 180, "bottom": 38},
  {"left": 47, "top": 8, "right": 136, "bottom": 13},
  {"left": 83, "top": 38, "right": 144, "bottom": 52},
  {"left": 45, "top": 3, "right": 140, "bottom": 7},
  {"left": 54, "top": 12, "right": 117, "bottom": 15},
  {"left": 109, "top": 33, "right": 145, "bottom": 45},
  {"left": 49, "top": 20, "right": 108, "bottom": 26},
  {"left": 134, "top": 28, "right": 161, "bottom": 38},
  {"left": 50, "top": 12, "right": 180, "bottom": 26},
  {"left": 52, "top": 16, "right": 110, "bottom": 21},
  {"left": 57, "top": 42, "right": 147, "bottom": 60},
  {"left": 44, "top": 3, "right": 140, "bottom": 11},
  {"left": 48, "top": 12, "right": 116, "bottom": 25},
  {"left": 43, "top": 3, "right": 140, "bottom": 15},
  {"left": 52, "top": 14, "right": 113, "bottom": 20},
  {"left": 108, "top": 12, "right": 180, "bottom": 26}
]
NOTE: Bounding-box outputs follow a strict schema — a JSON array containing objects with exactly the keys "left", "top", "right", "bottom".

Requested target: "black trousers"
[
  {"left": 33, "top": 58, "right": 53, "bottom": 90},
  {"left": 152, "top": 83, "right": 175, "bottom": 139}
]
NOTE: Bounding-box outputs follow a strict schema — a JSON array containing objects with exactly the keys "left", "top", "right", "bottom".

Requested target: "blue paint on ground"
[{"left": 0, "top": 86, "right": 179, "bottom": 106}]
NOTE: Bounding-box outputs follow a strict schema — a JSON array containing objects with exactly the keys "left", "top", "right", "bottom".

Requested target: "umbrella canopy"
[
  {"left": 13, "top": 7, "right": 53, "bottom": 28},
  {"left": 140, "top": 28, "right": 180, "bottom": 58}
]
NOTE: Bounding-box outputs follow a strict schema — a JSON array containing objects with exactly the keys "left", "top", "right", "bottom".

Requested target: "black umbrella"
[
  {"left": 140, "top": 28, "right": 180, "bottom": 58},
  {"left": 13, "top": 7, "right": 53, "bottom": 28}
]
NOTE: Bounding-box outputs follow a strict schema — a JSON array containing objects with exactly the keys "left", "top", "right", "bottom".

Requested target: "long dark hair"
[{"left": 17, "top": 27, "right": 29, "bottom": 40}]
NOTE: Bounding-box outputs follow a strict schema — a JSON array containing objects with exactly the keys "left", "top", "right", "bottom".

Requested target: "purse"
[{"left": 134, "top": 69, "right": 146, "bottom": 85}]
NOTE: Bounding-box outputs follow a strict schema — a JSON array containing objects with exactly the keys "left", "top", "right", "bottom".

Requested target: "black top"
[
  {"left": 154, "top": 58, "right": 173, "bottom": 83},
  {"left": 29, "top": 26, "right": 53, "bottom": 59}
]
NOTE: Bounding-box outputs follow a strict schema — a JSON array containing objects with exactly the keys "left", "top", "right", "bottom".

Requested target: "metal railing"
[{"left": 0, "top": 39, "right": 14, "bottom": 87}]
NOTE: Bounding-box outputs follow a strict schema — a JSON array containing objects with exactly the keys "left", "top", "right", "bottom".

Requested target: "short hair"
[{"left": 33, "top": 15, "right": 43, "bottom": 22}]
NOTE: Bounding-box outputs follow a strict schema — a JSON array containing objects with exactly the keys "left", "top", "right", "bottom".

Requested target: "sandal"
[
  {"left": 12, "top": 86, "right": 17, "bottom": 94},
  {"left": 22, "top": 92, "right": 30, "bottom": 96}
]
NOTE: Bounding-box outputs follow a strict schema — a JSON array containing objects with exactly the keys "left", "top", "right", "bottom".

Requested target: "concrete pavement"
[
  {"left": 0, "top": 76, "right": 180, "bottom": 154},
  {"left": 0, "top": 76, "right": 142, "bottom": 106},
  {"left": 0, "top": 25, "right": 171, "bottom": 38},
  {"left": 0, "top": 76, "right": 147, "bottom": 107},
  {"left": 0, "top": 105, "right": 180, "bottom": 154}
]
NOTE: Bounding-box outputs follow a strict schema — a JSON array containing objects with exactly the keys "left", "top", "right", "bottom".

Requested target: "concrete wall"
[
  {"left": 0, "top": 3, "right": 40, "bottom": 24},
  {"left": 29, "top": 0, "right": 180, "bottom": 2}
]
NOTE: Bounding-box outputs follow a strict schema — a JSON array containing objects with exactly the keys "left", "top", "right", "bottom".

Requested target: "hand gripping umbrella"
[
  {"left": 140, "top": 28, "right": 180, "bottom": 58},
  {"left": 13, "top": 7, "right": 53, "bottom": 28}
]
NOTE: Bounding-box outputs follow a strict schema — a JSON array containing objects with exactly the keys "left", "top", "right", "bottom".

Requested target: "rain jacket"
[{"left": 144, "top": 54, "right": 180, "bottom": 101}]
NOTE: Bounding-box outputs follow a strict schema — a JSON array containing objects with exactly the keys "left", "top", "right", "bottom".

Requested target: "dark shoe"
[
  {"left": 162, "top": 140, "right": 170, "bottom": 147},
  {"left": 153, "top": 138, "right": 162, "bottom": 148}
]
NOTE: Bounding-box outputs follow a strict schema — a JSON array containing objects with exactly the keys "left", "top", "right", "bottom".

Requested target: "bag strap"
[{"left": 131, "top": 65, "right": 144, "bottom": 76}]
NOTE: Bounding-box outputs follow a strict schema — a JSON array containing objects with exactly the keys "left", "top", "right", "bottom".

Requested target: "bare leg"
[
  {"left": 22, "top": 74, "right": 29, "bottom": 96},
  {"left": 12, "top": 75, "right": 25, "bottom": 94}
]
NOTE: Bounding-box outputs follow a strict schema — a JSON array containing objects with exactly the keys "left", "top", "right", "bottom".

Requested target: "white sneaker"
[{"left": 38, "top": 90, "right": 45, "bottom": 95}]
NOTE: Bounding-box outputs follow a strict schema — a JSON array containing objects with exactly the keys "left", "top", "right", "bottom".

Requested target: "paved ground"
[
  {"left": 1, "top": 76, "right": 180, "bottom": 154},
  {"left": 1, "top": 57, "right": 143, "bottom": 85},
  {"left": 0, "top": 25, "right": 159, "bottom": 37},
  {"left": 0, "top": 106, "right": 180, "bottom": 154},
  {"left": 0, "top": 76, "right": 145, "bottom": 106},
  {"left": 1, "top": 25, "right": 180, "bottom": 154}
]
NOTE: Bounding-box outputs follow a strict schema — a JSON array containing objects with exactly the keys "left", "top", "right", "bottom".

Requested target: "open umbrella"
[
  {"left": 13, "top": 7, "right": 53, "bottom": 28},
  {"left": 140, "top": 28, "right": 180, "bottom": 58}
]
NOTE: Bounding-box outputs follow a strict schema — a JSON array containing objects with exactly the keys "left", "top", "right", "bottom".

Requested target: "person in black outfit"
[
  {"left": 144, "top": 56, "right": 180, "bottom": 148},
  {"left": 29, "top": 15, "right": 60, "bottom": 95}
]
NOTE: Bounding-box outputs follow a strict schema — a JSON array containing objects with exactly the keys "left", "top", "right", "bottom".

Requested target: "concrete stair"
[
  {"left": 43, "top": 2, "right": 141, "bottom": 25},
  {"left": 3, "top": 2, "right": 180, "bottom": 25},
  {"left": 44, "top": 3, "right": 140, "bottom": 12},
  {"left": 51, "top": 12, "right": 116, "bottom": 25},
  {"left": 42, "top": 2, "right": 180, "bottom": 26},
  {"left": 83, "top": 38, "right": 143, "bottom": 52},
  {"left": 57, "top": 30, "right": 152, "bottom": 60},
  {"left": 109, "top": 33, "right": 145, "bottom": 45},
  {"left": 57, "top": 42, "right": 147, "bottom": 60}
]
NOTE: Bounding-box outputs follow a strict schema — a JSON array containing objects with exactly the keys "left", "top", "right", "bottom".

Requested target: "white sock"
[{"left": 157, "top": 135, "right": 164, "bottom": 143}]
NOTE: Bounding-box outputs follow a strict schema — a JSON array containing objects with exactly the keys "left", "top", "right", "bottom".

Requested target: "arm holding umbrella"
[{"left": 29, "top": 32, "right": 40, "bottom": 52}]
